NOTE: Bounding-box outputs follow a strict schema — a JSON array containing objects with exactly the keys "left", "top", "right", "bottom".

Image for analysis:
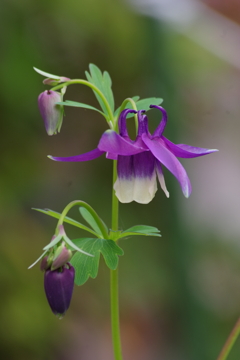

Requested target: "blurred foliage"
[{"left": 1, "top": 0, "right": 240, "bottom": 360}]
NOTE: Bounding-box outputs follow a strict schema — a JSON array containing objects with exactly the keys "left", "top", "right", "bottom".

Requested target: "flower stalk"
[{"left": 111, "top": 160, "right": 123, "bottom": 360}]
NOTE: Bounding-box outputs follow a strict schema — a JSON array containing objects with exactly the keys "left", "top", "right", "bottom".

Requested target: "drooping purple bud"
[
  {"left": 38, "top": 90, "right": 64, "bottom": 136},
  {"left": 51, "top": 243, "right": 72, "bottom": 271},
  {"left": 44, "top": 263, "right": 75, "bottom": 318}
]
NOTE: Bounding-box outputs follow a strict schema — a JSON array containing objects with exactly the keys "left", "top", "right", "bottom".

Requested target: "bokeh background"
[{"left": 1, "top": 0, "right": 240, "bottom": 359}]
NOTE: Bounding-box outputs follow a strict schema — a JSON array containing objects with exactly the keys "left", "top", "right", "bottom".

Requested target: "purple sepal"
[
  {"left": 98, "top": 130, "right": 147, "bottom": 156},
  {"left": 162, "top": 136, "right": 218, "bottom": 158},
  {"left": 151, "top": 105, "right": 168, "bottom": 137},
  {"left": 49, "top": 147, "right": 104, "bottom": 162},
  {"left": 118, "top": 109, "right": 137, "bottom": 136},
  {"left": 38, "top": 90, "right": 63, "bottom": 136},
  {"left": 44, "top": 263, "right": 75, "bottom": 318},
  {"left": 142, "top": 133, "right": 192, "bottom": 197}
]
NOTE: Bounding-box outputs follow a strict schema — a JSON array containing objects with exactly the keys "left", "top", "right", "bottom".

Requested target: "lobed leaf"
[
  {"left": 135, "top": 97, "right": 163, "bottom": 111},
  {"left": 70, "top": 238, "right": 124, "bottom": 285},
  {"left": 114, "top": 97, "right": 163, "bottom": 119},
  {"left": 114, "top": 96, "right": 140, "bottom": 117},
  {"left": 85, "top": 64, "right": 115, "bottom": 115}
]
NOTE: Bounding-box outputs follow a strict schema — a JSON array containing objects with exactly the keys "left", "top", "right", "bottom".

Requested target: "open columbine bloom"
[{"left": 49, "top": 106, "right": 217, "bottom": 203}]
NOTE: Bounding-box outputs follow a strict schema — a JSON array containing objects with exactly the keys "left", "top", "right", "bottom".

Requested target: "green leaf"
[
  {"left": 32, "top": 208, "right": 100, "bottom": 237},
  {"left": 56, "top": 100, "right": 104, "bottom": 116},
  {"left": 119, "top": 232, "right": 161, "bottom": 238},
  {"left": 123, "top": 225, "right": 160, "bottom": 233},
  {"left": 33, "top": 67, "right": 60, "bottom": 79},
  {"left": 114, "top": 96, "right": 140, "bottom": 117},
  {"left": 119, "top": 225, "right": 161, "bottom": 239},
  {"left": 85, "top": 64, "right": 114, "bottom": 115},
  {"left": 126, "top": 98, "right": 163, "bottom": 118},
  {"left": 135, "top": 97, "right": 163, "bottom": 111},
  {"left": 79, "top": 207, "right": 108, "bottom": 237},
  {"left": 70, "top": 238, "right": 124, "bottom": 285},
  {"left": 114, "top": 97, "right": 163, "bottom": 119},
  {"left": 63, "top": 235, "right": 94, "bottom": 257}
]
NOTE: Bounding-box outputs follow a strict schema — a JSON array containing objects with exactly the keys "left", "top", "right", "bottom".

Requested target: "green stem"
[
  {"left": 51, "top": 79, "right": 114, "bottom": 125},
  {"left": 110, "top": 160, "right": 123, "bottom": 360},
  {"left": 56, "top": 200, "right": 108, "bottom": 239},
  {"left": 111, "top": 268, "right": 122, "bottom": 360},
  {"left": 112, "top": 160, "right": 119, "bottom": 232},
  {"left": 217, "top": 317, "right": 240, "bottom": 360}
]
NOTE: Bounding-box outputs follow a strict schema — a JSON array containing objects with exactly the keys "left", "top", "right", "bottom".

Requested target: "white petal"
[
  {"left": 132, "top": 173, "right": 158, "bottom": 204},
  {"left": 156, "top": 162, "right": 170, "bottom": 198},
  {"left": 114, "top": 174, "right": 158, "bottom": 204},
  {"left": 114, "top": 178, "right": 134, "bottom": 203}
]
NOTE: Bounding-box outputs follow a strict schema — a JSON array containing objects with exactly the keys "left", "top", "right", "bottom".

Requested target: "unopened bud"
[
  {"left": 43, "top": 77, "right": 70, "bottom": 86},
  {"left": 40, "top": 256, "right": 50, "bottom": 271},
  {"left": 44, "top": 263, "right": 75, "bottom": 318},
  {"left": 51, "top": 243, "right": 72, "bottom": 271},
  {"left": 38, "top": 90, "right": 64, "bottom": 135}
]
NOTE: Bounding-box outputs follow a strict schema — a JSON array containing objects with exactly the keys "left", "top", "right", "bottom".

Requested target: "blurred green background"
[{"left": 1, "top": 0, "right": 240, "bottom": 359}]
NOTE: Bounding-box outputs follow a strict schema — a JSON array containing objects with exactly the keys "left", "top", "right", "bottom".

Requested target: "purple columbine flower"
[
  {"left": 49, "top": 106, "right": 217, "bottom": 203},
  {"left": 44, "top": 263, "right": 75, "bottom": 318},
  {"left": 38, "top": 90, "right": 64, "bottom": 135}
]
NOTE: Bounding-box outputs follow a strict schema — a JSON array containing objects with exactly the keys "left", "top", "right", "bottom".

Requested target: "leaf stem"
[
  {"left": 56, "top": 200, "right": 108, "bottom": 239},
  {"left": 51, "top": 79, "right": 114, "bottom": 125},
  {"left": 217, "top": 317, "right": 240, "bottom": 360},
  {"left": 110, "top": 160, "right": 123, "bottom": 360}
]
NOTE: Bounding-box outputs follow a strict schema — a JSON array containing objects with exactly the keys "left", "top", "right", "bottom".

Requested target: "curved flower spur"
[{"left": 49, "top": 106, "right": 218, "bottom": 203}]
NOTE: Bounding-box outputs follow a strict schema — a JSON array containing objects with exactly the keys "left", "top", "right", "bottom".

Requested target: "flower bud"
[
  {"left": 38, "top": 90, "right": 64, "bottom": 136},
  {"left": 43, "top": 77, "right": 70, "bottom": 86},
  {"left": 51, "top": 243, "right": 72, "bottom": 271},
  {"left": 40, "top": 255, "right": 51, "bottom": 271},
  {"left": 44, "top": 263, "right": 75, "bottom": 318}
]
